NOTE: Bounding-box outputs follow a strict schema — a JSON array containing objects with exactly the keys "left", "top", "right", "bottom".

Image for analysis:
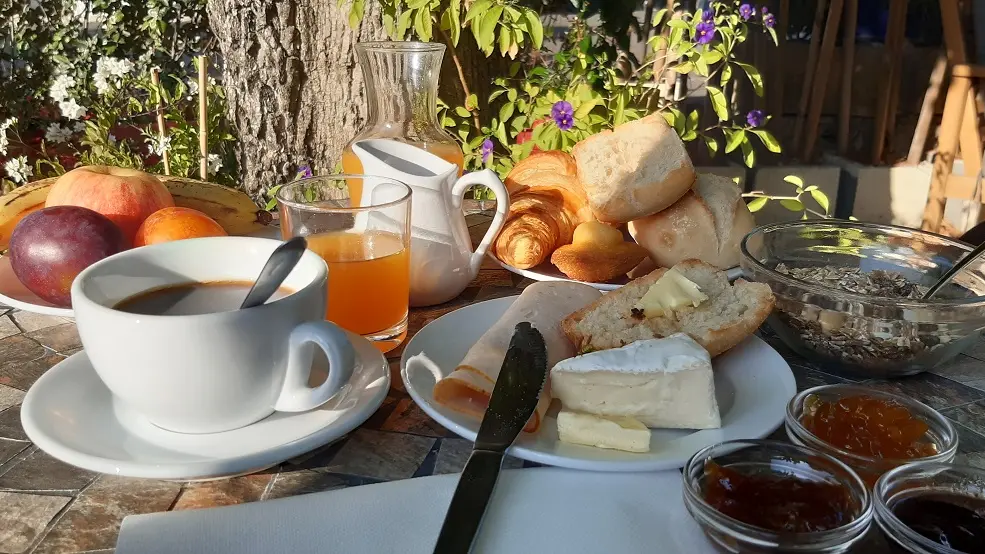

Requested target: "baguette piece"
[
  {"left": 572, "top": 113, "right": 695, "bottom": 223},
  {"left": 562, "top": 259, "right": 774, "bottom": 357},
  {"left": 629, "top": 173, "right": 755, "bottom": 270}
]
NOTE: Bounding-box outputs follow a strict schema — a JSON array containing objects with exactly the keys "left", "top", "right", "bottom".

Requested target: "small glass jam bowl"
[
  {"left": 785, "top": 384, "right": 958, "bottom": 487},
  {"left": 874, "top": 462, "right": 985, "bottom": 554},
  {"left": 682, "top": 439, "right": 872, "bottom": 553}
]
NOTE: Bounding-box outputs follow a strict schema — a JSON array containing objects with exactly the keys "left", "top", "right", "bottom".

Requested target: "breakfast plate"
[
  {"left": 0, "top": 254, "right": 74, "bottom": 317},
  {"left": 401, "top": 296, "right": 797, "bottom": 472},
  {"left": 21, "top": 330, "right": 389, "bottom": 481},
  {"left": 493, "top": 256, "right": 745, "bottom": 291}
]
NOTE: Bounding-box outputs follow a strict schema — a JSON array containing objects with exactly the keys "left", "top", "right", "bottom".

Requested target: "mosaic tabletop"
[{"left": 2, "top": 213, "right": 985, "bottom": 553}]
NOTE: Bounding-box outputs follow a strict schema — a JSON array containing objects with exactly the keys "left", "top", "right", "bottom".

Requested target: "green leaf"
[
  {"left": 740, "top": 139, "right": 756, "bottom": 167},
  {"left": 464, "top": 0, "right": 491, "bottom": 23},
  {"left": 686, "top": 110, "right": 699, "bottom": 132},
  {"left": 706, "top": 86, "right": 729, "bottom": 121},
  {"left": 701, "top": 49, "right": 723, "bottom": 65},
  {"left": 449, "top": 0, "right": 462, "bottom": 45},
  {"left": 810, "top": 189, "right": 831, "bottom": 214},
  {"left": 672, "top": 61, "right": 694, "bottom": 74},
  {"left": 523, "top": 9, "right": 543, "bottom": 49},
  {"left": 724, "top": 129, "right": 746, "bottom": 153},
  {"left": 507, "top": 88, "right": 517, "bottom": 102},
  {"left": 574, "top": 98, "right": 602, "bottom": 119},
  {"left": 783, "top": 175, "right": 805, "bottom": 187},
  {"left": 746, "top": 196, "right": 768, "bottom": 212},
  {"left": 780, "top": 199, "right": 804, "bottom": 212},
  {"left": 614, "top": 90, "right": 628, "bottom": 126},
  {"left": 767, "top": 26, "right": 778, "bottom": 46},
  {"left": 455, "top": 106, "right": 470, "bottom": 117},
  {"left": 397, "top": 10, "right": 414, "bottom": 38},
  {"left": 347, "top": 0, "right": 365, "bottom": 29},
  {"left": 804, "top": 185, "right": 818, "bottom": 192},
  {"left": 496, "top": 121, "right": 509, "bottom": 145},
  {"left": 667, "top": 19, "right": 690, "bottom": 30},
  {"left": 488, "top": 89, "right": 506, "bottom": 102},
  {"left": 703, "top": 135, "right": 719, "bottom": 157},
  {"left": 695, "top": 58, "right": 709, "bottom": 76},
  {"left": 751, "top": 129, "right": 781, "bottom": 153},
  {"left": 736, "top": 62, "right": 764, "bottom": 96},
  {"left": 476, "top": 6, "right": 504, "bottom": 54},
  {"left": 498, "top": 25, "right": 511, "bottom": 55},
  {"left": 499, "top": 102, "right": 515, "bottom": 122},
  {"left": 652, "top": 8, "right": 669, "bottom": 27},
  {"left": 720, "top": 63, "right": 732, "bottom": 87},
  {"left": 665, "top": 107, "right": 685, "bottom": 136},
  {"left": 465, "top": 94, "right": 478, "bottom": 111}
]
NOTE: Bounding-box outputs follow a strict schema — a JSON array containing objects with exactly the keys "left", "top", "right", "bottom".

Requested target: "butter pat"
[
  {"left": 557, "top": 410, "right": 650, "bottom": 453},
  {"left": 634, "top": 268, "right": 708, "bottom": 317},
  {"left": 551, "top": 334, "right": 721, "bottom": 429}
]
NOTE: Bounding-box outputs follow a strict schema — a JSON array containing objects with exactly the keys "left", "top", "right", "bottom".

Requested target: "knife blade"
[{"left": 432, "top": 322, "right": 548, "bottom": 554}]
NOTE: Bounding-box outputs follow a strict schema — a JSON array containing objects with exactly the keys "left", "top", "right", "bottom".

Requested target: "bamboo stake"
[
  {"left": 151, "top": 68, "right": 171, "bottom": 176},
  {"left": 198, "top": 56, "right": 209, "bottom": 181},
  {"left": 837, "top": 0, "right": 857, "bottom": 155}
]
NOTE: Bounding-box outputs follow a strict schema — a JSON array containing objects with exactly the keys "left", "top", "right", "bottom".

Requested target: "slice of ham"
[{"left": 431, "top": 282, "right": 602, "bottom": 432}]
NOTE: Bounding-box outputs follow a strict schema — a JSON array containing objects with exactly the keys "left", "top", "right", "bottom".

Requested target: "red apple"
[{"left": 45, "top": 166, "right": 174, "bottom": 244}]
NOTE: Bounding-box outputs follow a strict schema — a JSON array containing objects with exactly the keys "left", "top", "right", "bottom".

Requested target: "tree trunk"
[{"left": 206, "top": 0, "right": 387, "bottom": 199}]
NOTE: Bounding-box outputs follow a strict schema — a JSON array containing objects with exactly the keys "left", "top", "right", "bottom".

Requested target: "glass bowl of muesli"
[{"left": 740, "top": 220, "right": 985, "bottom": 378}]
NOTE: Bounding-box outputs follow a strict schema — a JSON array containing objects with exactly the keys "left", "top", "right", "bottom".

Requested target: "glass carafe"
[{"left": 342, "top": 41, "right": 463, "bottom": 201}]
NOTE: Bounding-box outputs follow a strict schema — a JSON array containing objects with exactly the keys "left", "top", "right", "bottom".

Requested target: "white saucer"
[
  {"left": 401, "top": 296, "right": 796, "bottom": 472},
  {"left": 0, "top": 254, "right": 74, "bottom": 317},
  {"left": 21, "top": 330, "right": 390, "bottom": 481}
]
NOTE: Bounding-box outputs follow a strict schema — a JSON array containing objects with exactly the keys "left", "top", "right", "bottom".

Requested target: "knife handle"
[{"left": 433, "top": 450, "right": 504, "bottom": 554}]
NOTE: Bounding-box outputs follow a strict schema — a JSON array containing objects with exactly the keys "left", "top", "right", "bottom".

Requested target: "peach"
[
  {"left": 45, "top": 166, "right": 174, "bottom": 244},
  {"left": 134, "top": 207, "right": 227, "bottom": 247}
]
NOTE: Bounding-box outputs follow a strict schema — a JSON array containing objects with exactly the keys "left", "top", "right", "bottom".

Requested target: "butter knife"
[{"left": 432, "top": 322, "right": 548, "bottom": 554}]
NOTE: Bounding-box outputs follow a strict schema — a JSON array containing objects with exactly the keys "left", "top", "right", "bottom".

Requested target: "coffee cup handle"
[{"left": 273, "top": 321, "right": 356, "bottom": 412}]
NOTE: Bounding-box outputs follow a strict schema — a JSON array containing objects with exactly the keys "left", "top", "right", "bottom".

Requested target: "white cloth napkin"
[{"left": 116, "top": 467, "right": 715, "bottom": 554}]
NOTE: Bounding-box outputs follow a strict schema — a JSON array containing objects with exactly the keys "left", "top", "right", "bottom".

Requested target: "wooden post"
[
  {"left": 771, "top": 0, "right": 790, "bottom": 127},
  {"left": 199, "top": 56, "right": 209, "bottom": 181},
  {"left": 837, "top": 0, "right": 857, "bottom": 155},
  {"left": 885, "top": 1, "right": 910, "bottom": 160},
  {"left": 922, "top": 71, "right": 971, "bottom": 231},
  {"left": 870, "top": 0, "right": 907, "bottom": 164},
  {"left": 907, "top": 54, "right": 949, "bottom": 164},
  {"left": 792, "top": 0, "right": 829, "bottom": 153},
  {"left": 150, "top": 68, "right": 171, "bottom": 176},
  {"left": 801, "top": 0, "right": 845, "bottom": 161}
]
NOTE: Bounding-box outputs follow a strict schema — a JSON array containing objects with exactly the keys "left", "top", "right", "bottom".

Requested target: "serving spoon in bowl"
[{"left": 240, "top": 237, "right": 308, "bottom": 309}]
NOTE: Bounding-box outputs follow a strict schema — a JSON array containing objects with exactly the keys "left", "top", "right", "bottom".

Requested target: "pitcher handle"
[{"left": 450, "top": 169, "right": 510, "bottom": 279}]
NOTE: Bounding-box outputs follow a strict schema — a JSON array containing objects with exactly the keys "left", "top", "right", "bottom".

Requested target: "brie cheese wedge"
[
  {"left": 550, "top": 334, "right": 721, "bottom": 429},
  {"left": 557, "top": 411, "right": 650, "bottom": 453}
]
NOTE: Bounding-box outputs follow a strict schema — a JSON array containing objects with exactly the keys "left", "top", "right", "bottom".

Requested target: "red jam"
[
  {"left": 800, "top": 394, "right": 938, "bottom": 459},
  {"left": 702, "top": 460, "right": 856, "bottom": 533}
]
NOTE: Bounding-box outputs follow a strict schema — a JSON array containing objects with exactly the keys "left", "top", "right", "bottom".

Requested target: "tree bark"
[{"left": 206, "top": 0, "right": 387, "bottom": 199}]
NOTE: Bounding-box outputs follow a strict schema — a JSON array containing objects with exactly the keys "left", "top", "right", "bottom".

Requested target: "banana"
[
  {"left": 0, "top": 175, "right": 273, "bottom": 252},
  {"left": 0, "top": 179, "right": 55, "bottom": 252},
  {"left": 160, "top": 176, "right": 272, "bottom": 237}
]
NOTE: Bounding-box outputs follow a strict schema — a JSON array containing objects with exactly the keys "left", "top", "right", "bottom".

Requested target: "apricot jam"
[
  {"left": 800, "top": 394, "right": 938, "bottom": 459},
  {"left": 702, "top": 460, "right": 856, "bottom": 533},
  {"left": 890, "top": 494, "right": 985, "bottom": 553}
]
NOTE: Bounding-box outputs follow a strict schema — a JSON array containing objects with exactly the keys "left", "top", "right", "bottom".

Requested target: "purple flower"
[
  {"left": 694, "top": 21, "right": 716, "bottom": 45},
  {"left": 481, "top": 138, "right": 494, "bottom": 164},
  {"left": 551, "top": 100, "right": 574, "bottom": 131},
  {"left": 739, "top": 4, "right": 754, "bottom": 21},
  {"left": 701, "top": 8, "right": 714, "bottom": 22},
  {"left": 746, "top": 109, "right": 766, "bottom": 128},
  {"left": 297, "top": 165, "right": 313, "bottom": 179},
  {"left": 763, "top": 11, "right": 776, "bottom": 28}
]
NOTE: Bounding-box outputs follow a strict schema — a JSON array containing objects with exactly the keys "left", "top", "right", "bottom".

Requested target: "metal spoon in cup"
[{"left": 240, "top": 237, "right": 308, "bottom": 309}]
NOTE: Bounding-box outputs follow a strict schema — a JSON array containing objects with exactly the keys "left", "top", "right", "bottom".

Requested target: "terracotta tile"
[
  {"left": 172, "top": 473, "right": 273, "bottom": 511},
  {"left": 0, "top": 316, "right": 18, "bottom": 340},
  {"left": 862, "top": 373, "right": 985, "bottom": 411},
  {"left": 325, "top": 428, "right": 434, "bottom": 481},
  {"left": 0, "top": 384, "right": 24, "bottom": 412},
  {"left": 25, "top": 324, "right": 81, "bottom": 353},
  {"left": 0, "top": 406, "right": 27, "bottom": 441},
  {"left": 9, "top": 312, "right": 70, "bottom": 333},
  {"left": 380, "top": 397, "right": 453, "bottom": 438},
  {"left": 0, "top": 491, "right": 71, "bottom": 553},
  {"left": 263, "top": 470, "right": 355, "bottom": 500},
  {"left": 32, "top": 476, "right": 181, "bottom": 554},
  {"left": 432, "top": 438, "right": 523, "bottom": 475},
  {"left": 0, "top": 439, "right": 29, "bottom": 466},
  {"left": 943, "top": 401, "right": 985, "bottom": 436},
  {"left": 0, "top": 448, "right": 98, "bottom": 492}
]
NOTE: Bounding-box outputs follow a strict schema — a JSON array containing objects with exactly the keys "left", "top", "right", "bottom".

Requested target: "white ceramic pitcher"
[{"left": 351, "top": 139, "right": 508, "bottom": 307}]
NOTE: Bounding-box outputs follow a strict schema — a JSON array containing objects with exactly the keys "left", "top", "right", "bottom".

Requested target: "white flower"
[
  {"left": 207, "top": 154, "right": 222, "bottom": 175},
  {"left": 5, "top": 156, "right": 33, "bottom": 184},
  {"left": 45, "top": 123, "right": 73, "bottom": 144},
  {"left": 147, "top": 6, "right": 160, "bottom": 18},
  {"left": 1, "top": 117, "right": 18, "bottom": 154},
  {"left": 58, "top": 98, "right": 86, "bottom": 120},
  {"left": 72, "top": 122, "right": 86, "bottom": 133},
  {"left": 108, "top": 133, "right": 117, "bottom": 144},
  {"left": 187, "top": 78, "right": 199, "bottom": 97},
  {"left": 73, "top": 0, "right": 87, "bottom": 17},
  {"left": 147, "top": 135, "right": 172, "bottom": 156},
  {"left": 49, "top": 74, "right": 76, "bottom": 103},
  {"left": 93, "top": 57, "right": 134, "bottom": 95}
]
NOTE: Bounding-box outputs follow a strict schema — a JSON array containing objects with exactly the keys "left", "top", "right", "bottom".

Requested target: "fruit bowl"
[{"left": 740, "top": 220, "right": 985, "bottom": 378}]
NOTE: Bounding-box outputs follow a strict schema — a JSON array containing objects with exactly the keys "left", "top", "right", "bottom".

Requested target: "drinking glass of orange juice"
[{"left": 276, "top": 175, "right": 411, "bottom": 353}]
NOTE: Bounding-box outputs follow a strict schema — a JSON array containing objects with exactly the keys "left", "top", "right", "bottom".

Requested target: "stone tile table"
[{"left": 1, "top": 213, "right": 985, "bottom": 553}]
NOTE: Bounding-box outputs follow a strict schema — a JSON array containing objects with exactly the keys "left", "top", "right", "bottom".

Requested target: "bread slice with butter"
[
  {"left": 562, "top": 259, "right": 774, "bottom": 357},
  {"left": 556, "top": 411, "right": 651, "bottom": 453},
  {"left": 551, "top": 334, "right": 720, "bottom": 430}
]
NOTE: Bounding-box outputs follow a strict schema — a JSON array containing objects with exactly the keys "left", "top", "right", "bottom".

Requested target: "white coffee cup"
[{"left": 71, "top": 236, "right": 354, "bottom": 434}]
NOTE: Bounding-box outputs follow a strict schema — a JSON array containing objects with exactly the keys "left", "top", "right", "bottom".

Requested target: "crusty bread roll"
[
  {"left": 562, "top": 259, "right": 775, "bottom": 357},
  {"left": 493, "top": 151, "right": 594, "bottom": 269},
  {"left": 628, "top": 173, "right": 755, "bottom": 270},
  {"left": 550, "top": 221, "right": 649, "bottom": 282},
  {"left": 572, "top": 113, "right": 695, "bottom": 223}
]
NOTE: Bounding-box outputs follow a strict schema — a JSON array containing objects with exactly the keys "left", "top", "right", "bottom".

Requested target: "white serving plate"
[{"left": 401, "top": 296, "right": 796, "bottom": 472}]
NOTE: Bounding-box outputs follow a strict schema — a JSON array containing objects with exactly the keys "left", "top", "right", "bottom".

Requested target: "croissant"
[{"left": 493, "top": 151, "right": 594, "bottom": 269}]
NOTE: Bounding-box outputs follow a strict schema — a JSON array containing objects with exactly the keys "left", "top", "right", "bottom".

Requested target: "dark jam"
[
  {"left": 800, "top": 395, "right": 938, "bottom": 459},
  {"left": 890, "top": 494, "right": 985, "bottom": 554},
  {"left": 702, "top": 460, "right": 856, "bottom": 533}
]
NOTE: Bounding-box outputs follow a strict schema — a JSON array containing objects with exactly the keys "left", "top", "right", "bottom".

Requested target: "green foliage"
[{"left": 743, "top": 175, "right": 839, "bottom": 220}]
